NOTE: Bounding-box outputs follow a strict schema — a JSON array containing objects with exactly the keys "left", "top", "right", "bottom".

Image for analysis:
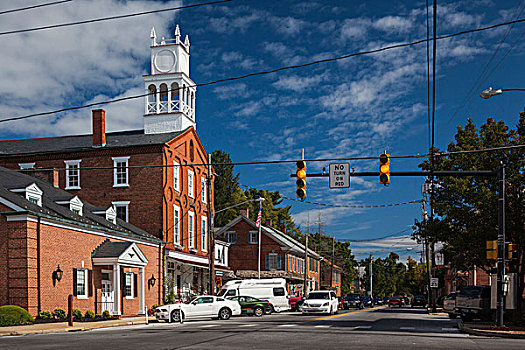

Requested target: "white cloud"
[
  {"left": 0, "top": 0, "right": 181, "bottom": 137},
  {"left": 272, "top": 74, "right": 324, "bottom": 92},
  {"left": 373, "top": 16, "right": 413, "bottom": 33}
]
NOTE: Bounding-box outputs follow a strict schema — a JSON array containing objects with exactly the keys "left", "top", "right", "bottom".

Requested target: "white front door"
[{"left": 102, "top": 280, "right": 114, "bottom": 315}]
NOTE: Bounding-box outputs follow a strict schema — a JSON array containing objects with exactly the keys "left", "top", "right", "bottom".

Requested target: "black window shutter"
[
  {"left": 72, "top": 268, "right": 78, "bottom": 296},
  {"left": 133, "top": 273, "right": 138, "bottom": 298},
  {"left": 122, "top": 272, "right": 127, "bottom": 297},
  {"left": 88, "top": 270, "right": 93, "bottom": 297},
  {"left": 265, "top": 255, "right": 269, "bottom": 270},
  {"left": 277, "top": 255, "right": 282, "bottom": 270}
]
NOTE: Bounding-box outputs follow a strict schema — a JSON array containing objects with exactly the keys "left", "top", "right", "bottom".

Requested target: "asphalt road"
[{"left": 1, "top": 306, "right": 523, "bottom": 349}]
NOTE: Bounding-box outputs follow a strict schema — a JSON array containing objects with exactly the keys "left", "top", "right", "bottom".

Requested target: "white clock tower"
[{"left": 143, "top": 25, "right": 196, "bottom": 134}]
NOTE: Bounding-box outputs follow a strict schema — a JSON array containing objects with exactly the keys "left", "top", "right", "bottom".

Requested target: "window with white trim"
[
  {"left": 268, "top": 253, "right": 278, "bottom": 270},
  {"left": 188, "top": 170, "right": 194, "bottom": 198},
  {"left": 174, "top": 205, "right": 181, "bottom": 246},
  {"left": 173, "top": 161, "right": 180, "bottom": 192},
  {"left": 125, "top": 272, "right": 133, "bottom": 299},
  {"left": 201, "top": 216, "right": 207, "bottom": 252},
  {"left": 188, "top": 211, "right": 195, "bottom": 249},
  {"left": 19, "top": 163, "right": 35, "bottom": 169},
  {"left": 201, "top": 177, "right": 207, "bottom": 203},
  {"left": 65, "top": 160, "right": 81, "bottom": 190},
  {"left": 112, "top": 156, "right": 130, "bottom": 187},
  {"left": 248, "top": 230, "right": 258, "bottom": 244},
  {"left": 75, "top": 268, "right": 88, "bottom": 299},
  {"left": 225, "top": 231, "right": 236, "bottom": 244},
  {"left": 112, "top": 201, "right": 129, "bottom": 222}
]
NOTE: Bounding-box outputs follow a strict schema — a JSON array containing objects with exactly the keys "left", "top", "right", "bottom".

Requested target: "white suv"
[{"left": 301, "top": 290, "right": 339, "bottom": 315}]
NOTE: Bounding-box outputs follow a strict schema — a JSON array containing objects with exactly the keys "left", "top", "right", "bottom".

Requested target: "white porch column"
[
  {"left": 113, "top": 263, "right": 121, "bottom": 316},
  {"left": 139, "top": 267, "right": 145, "bottom": 315}
]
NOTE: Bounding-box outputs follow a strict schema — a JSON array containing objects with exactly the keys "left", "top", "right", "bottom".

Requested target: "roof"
[
  {"left": 0, "top": 166, "right": 161, "bottom": 243},
  {"left": 215, "top": 215, "right": 322, "bottom": 259},
  {"left": 92, "top": 240, "right": 133, "bottom": 258},
  {"left": 0, "top": 129, "right": 187, "bottom": 157}
]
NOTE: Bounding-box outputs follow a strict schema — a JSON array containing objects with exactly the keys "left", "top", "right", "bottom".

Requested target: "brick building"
[
  {"left": 320, "top": 258, "right": 343, "bottom": 296},
  {"left": 0, "top": 26, "right": 223, "bottom": 300},
  {"left": 0, "top": 167, "right": 163, "bottom": 316},
  {"left": 215, "top": 210, "right": 322, "bottom": 296}
]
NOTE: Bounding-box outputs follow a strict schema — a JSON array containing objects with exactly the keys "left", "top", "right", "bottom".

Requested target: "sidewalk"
[
  {"left": 459, "top": 322, "right": 525, "bottom": 339},
  {"left": 0, "top": 317, "right": 150, "bottom": 337}
]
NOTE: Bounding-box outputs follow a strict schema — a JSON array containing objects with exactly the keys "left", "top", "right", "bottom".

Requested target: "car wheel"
[
  {"left": 170, "top": 310, "right": 182, "bottom": 323},
  {"left": 448, "top": 313, "right": 457, "bottom": 319},
  {"left": 460, "top": 314, "right": 472, "bottom": 322},
  {"left": 265, "top": 305, "right": 274, "bottom": 315},
  {"left": 218, "top": 307, "right": 232, "bottom": 320},
  {"left": 254, "top": 307, "right": 264, "bottom": 317}
]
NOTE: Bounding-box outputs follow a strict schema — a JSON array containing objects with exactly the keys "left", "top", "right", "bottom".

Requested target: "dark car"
[
  {"left": 362, "top": 295, "right": 373, "bottom": 308},
  {"left": 373, "top": 297, "right": 383, "bottom": 305},
  {"left": 456, "top": 286, "right": 492, "bottom": 321},
  {"left": 227, "top": 296, "right": 272, "bottom": 317},
  {"left": 343, "top": 293, "right": 364, "bottom": 309},
  {"left": 411, "top": 295, "right": 426, "bottom": 307},
  {"left": 388, "top": 297, "right": 402, "bottom": 307}
]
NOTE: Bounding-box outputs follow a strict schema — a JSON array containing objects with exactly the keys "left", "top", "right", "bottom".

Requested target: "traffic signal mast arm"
[{"left": 289, "top": 170, "right": 497, "bottom": 178}]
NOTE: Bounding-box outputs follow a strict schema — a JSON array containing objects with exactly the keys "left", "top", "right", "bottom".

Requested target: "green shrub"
[
  {"left": 95, "top": 314, "right": 102, "bottom": 319},
  {"left": 37, "top": 310, "right": 53, "bottom": 320},
  {"left": 0, "top": 305, "right": 34, "bottom": 327},
  {"left": 53, "top": 308, "right": 66, "bottom": 319},
  {"left": 84, "top": 310, "right": 95, "bottom": 319},
  {"left": 102, "top": 310, "right": 111, "bottom": 319},
  {"left": 72, "top": 308, "right": 83, "bottom": 320}
]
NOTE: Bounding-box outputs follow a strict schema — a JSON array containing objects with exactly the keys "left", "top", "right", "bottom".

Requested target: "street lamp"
[
  {"left": 215, "top": 197, "right": 265, "bottom": 214},
  {"left": 480, "top": 87, "right": 525, "bottom": 99}
]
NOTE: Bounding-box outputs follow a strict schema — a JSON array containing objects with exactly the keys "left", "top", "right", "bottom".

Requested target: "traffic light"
[
  {"left": 379, "top": 153, "right": 390, "bottom": 185},
  {"left": 486, "top": 240, "right": 497, "bottom": 260},
  {"left": 507, "top": 243, "right": 517, "bottom": 260},
  {"left": 296, "top": 160, "right": 306, "bottom": 199}
]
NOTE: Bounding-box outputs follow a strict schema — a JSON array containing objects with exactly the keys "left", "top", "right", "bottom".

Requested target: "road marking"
[
  {"left": 199, "top": 324, "right": 218, "bottom": 328},
  {"left": 314, "top": 325, "right": 331, "bottom": 328},
  {"left": 400, "top": 327, "right": 415, "bottom": 330},
  {"left": 238, "top": 324, "right": 256, "bottom": 327},
  {"left": 302, "top": 306, "right": 385, "bottom": 323},
  {"left": 278, "top": 324, "right": 297, "bottom": 327},
  {"left": 442, "top": 327, "right": 458, "bottom": 331},
  {"left": 355, "top": 326, "right": 372, "bottom": 329}
]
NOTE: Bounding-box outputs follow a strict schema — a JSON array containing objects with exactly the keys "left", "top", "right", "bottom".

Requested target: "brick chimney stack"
[
  {"left": 92, "top": 109, "right": 106, "bottom": 147},
  {"left": 239, "top": 208, "right": 249, "bottom": 218}
]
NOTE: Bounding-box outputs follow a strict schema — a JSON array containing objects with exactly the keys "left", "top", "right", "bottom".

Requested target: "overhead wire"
[
  {"left": 2, "top": 17, "right": 525, "bottom": 124},
  {"left": 0, "top": 0, "right": 234, "bottom": 36},
  {"left": 0, "top": 0, "right": 72, "bottom": 15}
]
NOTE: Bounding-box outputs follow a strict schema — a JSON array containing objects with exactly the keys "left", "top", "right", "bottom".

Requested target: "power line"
[
  {"left": 436, "top": 143, "right": 525, "bottom": 157},
  {"left": 2, "top": 17, "right": 525, "bottom": 124},
  {"left": 0, "top": 0, "right": 72, "bottom": 16},
  {"left": 0, "top": 0, "right": 233, "bottom": 36},
  {"left": 338, "top": 229, "right": 412, "bottom": 243}
]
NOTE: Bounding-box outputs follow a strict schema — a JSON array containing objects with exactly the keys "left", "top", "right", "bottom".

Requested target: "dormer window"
[
  {"left": 56, "top": 196, "right": 83, "bottom": 216},
  {"left": 25, "top": 183, "right": 43, "bottom": 207},
  {"left": 105, "top": 206, "right": 116, "bottom": 224}
]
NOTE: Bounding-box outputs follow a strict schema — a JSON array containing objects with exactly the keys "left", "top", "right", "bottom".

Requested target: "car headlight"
[{"left": 322, "top": 302, "right": 328, "bottom": 307}]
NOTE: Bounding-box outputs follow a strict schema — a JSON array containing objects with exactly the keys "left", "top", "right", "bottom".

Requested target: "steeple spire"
[
  {"left": 150, "top": 27, "right": 157, "bottom": 46},
  {"left": 175, "top": 24, "right": 181, "bottom": 44}
]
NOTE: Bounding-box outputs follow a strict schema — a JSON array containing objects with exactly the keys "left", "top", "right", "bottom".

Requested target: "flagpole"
[{"left": 258, "top": 199, "right": 262, "bottom": 279}]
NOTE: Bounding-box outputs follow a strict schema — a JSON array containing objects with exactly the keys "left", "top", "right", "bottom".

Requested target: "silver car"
[{"left": 443, "top": 292, "right": 459, "bottom": 319}]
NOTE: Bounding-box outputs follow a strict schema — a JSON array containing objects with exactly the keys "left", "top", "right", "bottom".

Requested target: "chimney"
[
  {"left": 92, "top": 109, "right": 106, "bottom": 147},
  {"left": 24, "top": 168, "right": 60, "bottom": 188},
  {"left": 239, "top": 208, "right": 249, "bottom": 218}
]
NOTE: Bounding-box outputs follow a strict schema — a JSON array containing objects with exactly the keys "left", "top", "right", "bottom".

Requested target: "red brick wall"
[
  {"left": 0, "top": 213, "right": 161, "bottom": 316},
  {"left": 218, "top": 220, "right": 284, "bottom": 272},
  {"left": 0, "top": 205, "right": 9, "bottom": 306}
]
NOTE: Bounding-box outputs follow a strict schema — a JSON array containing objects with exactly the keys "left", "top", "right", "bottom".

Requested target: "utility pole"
[
  {"left": 496, "top": 163, "right": 506, "bottom": 327},
  {"left": 330, "top": 236, "right": 335, "bottom": 290},
  {"left": 369, "top": 254, "right": 373, "bottom": 299},
  {"left": 257, "top": 198, "right": 262, "bottom": 279},
  {"left": 422, "top": 195, "right": 432, "bottom": 310},
  {"left": 303, "top": 234, "right": 308, "bottom": 296},
  {"left": 207, "top": 153, "right": 215, "bottom": 295}
]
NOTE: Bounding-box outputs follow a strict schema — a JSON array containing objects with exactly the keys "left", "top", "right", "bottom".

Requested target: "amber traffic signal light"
[
  {"left": 379, "top": 153, "right": 390, "bottom": 185},
  {"left": 296, "top": 160, "right": 306, "bottom": 199},
  {"left": 507, "top": 243, "right": 517, "bottom": 260},
  {"left": 486, "top": 240, "right": 497, "bottom": 260}
]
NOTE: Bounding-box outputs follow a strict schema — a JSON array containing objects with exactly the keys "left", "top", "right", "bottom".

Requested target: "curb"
[
  {"left": 0, "top": 319, "right": 147, "bottom": 337},
  {"left": 458, "top": 322, "right": 525, "bottom": 339}
]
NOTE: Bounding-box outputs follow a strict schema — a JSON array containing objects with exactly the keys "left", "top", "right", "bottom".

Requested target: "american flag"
[{"left": 255, "top": 208, "right": 262, "bottom": 228}]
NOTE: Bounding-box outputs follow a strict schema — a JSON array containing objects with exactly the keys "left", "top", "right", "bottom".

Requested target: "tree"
[{"left": 414, "top": 110, "right": 525, "bottom": 314}]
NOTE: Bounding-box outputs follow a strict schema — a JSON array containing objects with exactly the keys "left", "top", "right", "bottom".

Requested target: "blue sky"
[{"left": 1, "top": 0, "right": 524, "bottom": 261}]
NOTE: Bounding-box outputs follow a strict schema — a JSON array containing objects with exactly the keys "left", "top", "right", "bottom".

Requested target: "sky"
[{"left": 0, "top": 0, "right": 524, "bottom": 262}]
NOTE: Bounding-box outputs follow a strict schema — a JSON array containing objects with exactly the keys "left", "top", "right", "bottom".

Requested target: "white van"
[{"left": 217, "top": 278, "right": 290, "bottom": 313}]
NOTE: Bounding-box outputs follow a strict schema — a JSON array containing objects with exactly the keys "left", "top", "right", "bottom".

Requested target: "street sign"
[
  {"left": 329, "top": 163, "right": 350, "bottom": 188},
  {"left": 430, "top": 278, "right": 438, "bottom": 288},
  {"left": 435, "top": 252, "right": 444, "bottom": 267}
]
